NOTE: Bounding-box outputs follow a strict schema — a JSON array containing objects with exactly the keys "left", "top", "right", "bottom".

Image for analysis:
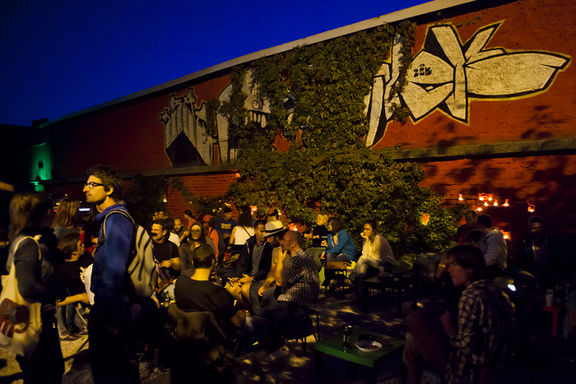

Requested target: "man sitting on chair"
[{"left": 258, "top": 230, "right": 320, "bottom": 361}]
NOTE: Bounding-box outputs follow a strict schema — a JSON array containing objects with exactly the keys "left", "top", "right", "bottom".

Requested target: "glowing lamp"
[
  {"left": 235, "top": 172, "right": 241, "bottom": 178},
  {"left": 420, "top": 213, "right": 430, "bottom": 226},
  {"left": 162, "top": 195, "right": 167, "bottom": 203},
  {"left": 458, "top": 194, "right": 463, "bottom": 201},
  {"left": 493, "top": 201, "right": 499, "bottom": 207},
  {"left": 502, "top": 199, "right": 510, "bottom": 207},
  {"left": 483, "top": 202, "right": 488, "bottom": 207},
  {"left": 502, "top": 231, "right": 511, "bottom": 240},
  {"left": 476, "top": 207, "right": 483, "bottom": 212}
]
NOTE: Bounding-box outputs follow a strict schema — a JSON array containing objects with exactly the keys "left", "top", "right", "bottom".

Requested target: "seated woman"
[
  {"left": 351, "top": 219, "right": 395, "bottom": 282},
  {"left": 403, "top": 245, "right": 516, "bottom": 384},
  {"left": 322, "top": 217, "right": 357, "bottom": 263}
]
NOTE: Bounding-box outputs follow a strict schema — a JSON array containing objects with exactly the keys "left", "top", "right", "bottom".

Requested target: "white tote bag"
[{"left": 0, "top": 236, "right": 43, "bottom": 358}]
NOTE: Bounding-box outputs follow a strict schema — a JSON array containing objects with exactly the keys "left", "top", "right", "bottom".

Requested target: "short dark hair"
[
  {"left": 363, "top": 219, "right": 378, "bottom": 232},
  {"left": 238, "top": 213, "right": 253, "bottom": 227},
  {"left": 58, "top": 232, "right": 81, "bottom": 259},
  {"left": 328, "top": 217, "right": 343, "bottom": 233},
  {"left": 284, "top": 230, "right": 303, "bottom": 247},
  {"left": 192, "top": 244, "right": 215, "bottom": 268},
  {"left": 254, "top": 219, "right": 266, "bottom": 230},
  {"left": 87, "top": 165, "right": 123, "bottom": 201},
  {"left": 446, "top": 244, "right": 487, "bottom": 281},
  {"left": 152, "top": 219, "right": 166, "bottom": 231},
  {"left": 477, "top": 214, "right": 492, "bottom": 229}
]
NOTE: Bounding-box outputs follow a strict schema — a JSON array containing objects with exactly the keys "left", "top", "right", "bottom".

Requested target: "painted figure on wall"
[
  {"left": 366, "top": 22, "right": 570, "bottom": 146},
  {"left": 158, "top": 71, "right": 269, "bottom": 167},
  {"left": 159, "top": 21, "right": 570, "bottom": 166}
]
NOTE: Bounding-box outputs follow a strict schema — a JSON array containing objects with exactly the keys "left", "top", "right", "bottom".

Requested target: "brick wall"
[{"left": 164, "top": 172, "right": 237, "bottom": 219}]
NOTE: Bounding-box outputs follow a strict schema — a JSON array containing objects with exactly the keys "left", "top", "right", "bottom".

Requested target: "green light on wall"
[{"left": 29, "top": 142, "right": 52, "bottom": 186}]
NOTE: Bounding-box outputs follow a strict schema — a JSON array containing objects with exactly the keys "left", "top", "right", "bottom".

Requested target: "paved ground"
[{"left": 2, "top": 288, "right": 576, "bottom": 383}]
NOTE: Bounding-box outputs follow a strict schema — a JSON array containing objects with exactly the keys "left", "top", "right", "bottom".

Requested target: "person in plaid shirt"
[
  {"left": 403, "top": 245, "right": 516, "bottom": 384},
  {"left": 257, "top": 230, "right": 320, "bottom": 360}
]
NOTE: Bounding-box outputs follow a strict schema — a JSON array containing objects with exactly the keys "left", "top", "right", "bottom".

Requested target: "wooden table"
[{"left": 314, "top": 331, "right": 404, "bottom": 384}]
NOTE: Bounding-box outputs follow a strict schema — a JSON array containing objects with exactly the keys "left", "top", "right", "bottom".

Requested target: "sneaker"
[{"left": 264, "top": 345, "right": 290, "bottom": 363}]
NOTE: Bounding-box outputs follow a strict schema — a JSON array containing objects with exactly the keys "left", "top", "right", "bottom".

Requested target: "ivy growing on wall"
[{"left": 224, "top": 21, "right": 462, "bottom": 255}]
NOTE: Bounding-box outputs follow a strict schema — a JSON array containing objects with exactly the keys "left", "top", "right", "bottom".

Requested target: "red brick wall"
[
  {"left": 164, "top": 172, "right": 238, "bottom": 219},
  {"left": 419, "top": 154, "right": 576, "bottom": 235},
  {"left": 373, "top": 0, "right": 575, "bottom": 150}
]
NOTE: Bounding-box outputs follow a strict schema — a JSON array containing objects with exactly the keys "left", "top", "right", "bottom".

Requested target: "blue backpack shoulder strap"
[{"left": 98, "top": 209, "right": 135, "bottom": 245}]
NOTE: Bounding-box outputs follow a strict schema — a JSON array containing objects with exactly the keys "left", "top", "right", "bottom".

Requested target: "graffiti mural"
[
  {"left": 366, "top": 22, "right": 570, "bottom": 147},
  {"left": 158, "top": 71, "right": 269, "bottom": 167}
]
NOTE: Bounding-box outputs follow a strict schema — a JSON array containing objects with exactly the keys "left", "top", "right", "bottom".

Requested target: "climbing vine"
[{"left": 220, "top": 21, "right": 461, "bottom": 254}]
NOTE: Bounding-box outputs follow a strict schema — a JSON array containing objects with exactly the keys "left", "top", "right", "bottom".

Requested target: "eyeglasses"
[{"left": 84, "top": 181, "right": 105, "bottom": 189}]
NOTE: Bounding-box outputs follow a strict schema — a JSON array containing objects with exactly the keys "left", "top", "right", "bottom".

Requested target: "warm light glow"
[
  {"left": 488, "top": 195, "right": 493, "bottom": 201},
  {"left": 483, "top": 202, "right": 488, "bottom": 207},
  {"left": 503, "top": 199, "right": 510, "bottom": 207},
  {"left": 527, "top": 199, "right": 535, "bottom": 213},
  {"left": 420, "top": 213, "right": 430, "bottom": 226},
  {"left": 235, "top": 172, "right": 241, "bottom": 178},
  {"left": 478, "top": 195, "right": 484, "bottom": 201},
  {"left": 502, "top": 231, "right": 511, "bottom": 240},
  {"left": 162, "top": 195, "right": 167, "bottom": 203},
  {"left": 250, "top": 205, "right": 257, "bottom": 213},
  {"left": 458, "top": 194, "right": 463, "bottom": 201},
  {"left": 493, "top": 201, "right": 499, "bottom": 207},
  {"left": 476, "top": 207, "right": 483, "bottom": 212}
]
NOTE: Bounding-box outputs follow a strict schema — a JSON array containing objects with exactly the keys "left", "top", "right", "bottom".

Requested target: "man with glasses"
[{"left": 83, "top": 165, "right": 139, "bottom": 383}]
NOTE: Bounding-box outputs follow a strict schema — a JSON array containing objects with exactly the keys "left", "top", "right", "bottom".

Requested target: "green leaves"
[{"left": 222, "top": 22, "right": 459, "bottom": 256}]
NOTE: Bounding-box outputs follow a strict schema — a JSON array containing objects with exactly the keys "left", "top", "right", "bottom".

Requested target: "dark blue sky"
[{"left": 0, "top": 0, "right": 427, "bottom": 126}]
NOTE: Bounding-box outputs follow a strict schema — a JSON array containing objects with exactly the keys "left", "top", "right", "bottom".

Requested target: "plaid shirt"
[
  {"left": 277, "top": 249, "right": 319, "bottom": 307},
  {"left": 445, "top": 279, "right": 516, "bottom": 384}
]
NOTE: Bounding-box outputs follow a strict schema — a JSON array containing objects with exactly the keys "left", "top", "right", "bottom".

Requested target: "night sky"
[{"left": 0, "top": 0, "right": 428, "bottom": 127}]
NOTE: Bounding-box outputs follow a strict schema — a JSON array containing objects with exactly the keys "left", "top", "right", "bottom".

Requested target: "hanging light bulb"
[
  {"left": 503, "top": 199, "right": 510, "bottom": 207},
  {"left": 476, "top": 207, "right": 483, "bottom": 212},
  {"left": 458, "top": 194, "right": 463, "bottom": 201},
  {"left": 493, "top": 200, "right": 499, "bottom": 207}
]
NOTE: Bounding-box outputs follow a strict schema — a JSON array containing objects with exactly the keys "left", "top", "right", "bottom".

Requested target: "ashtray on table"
[{"left": 354, "top": 339, "right": 383, "bottom": 352}]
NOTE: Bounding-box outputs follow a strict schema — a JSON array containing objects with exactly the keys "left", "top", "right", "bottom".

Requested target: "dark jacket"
[
  {"left": 92, "top": 203, "right": 134, "bottom": 310},
  {"left": 236, "top": 236, "right": 273, "bottom": 281},
  {"left": 9, "top": 227, "right": 64, "bottom": 306}
]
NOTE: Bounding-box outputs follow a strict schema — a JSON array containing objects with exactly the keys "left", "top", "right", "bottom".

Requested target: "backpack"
[{"left": 99, "top": 209, "right": 158, "bottom": 297}]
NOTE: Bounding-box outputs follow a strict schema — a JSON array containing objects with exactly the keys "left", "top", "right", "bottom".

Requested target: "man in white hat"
[{"left": 234, "top": 221, "right": 287, "bottom": 314}]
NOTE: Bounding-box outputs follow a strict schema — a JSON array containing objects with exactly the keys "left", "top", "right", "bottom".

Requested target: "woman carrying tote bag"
[{"left": 2, "top": 193, "right": 65, "bottom": 383}]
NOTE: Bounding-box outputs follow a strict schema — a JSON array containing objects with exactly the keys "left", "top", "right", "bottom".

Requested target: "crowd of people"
[{"left": 2, "top": 165, "right": 576, "bottom": 383}]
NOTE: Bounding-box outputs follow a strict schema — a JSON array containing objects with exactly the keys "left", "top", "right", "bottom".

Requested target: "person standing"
[
  {"left": 83, "top": 165, "right": 139, "bottom": 383},
  {"left": 6, "top": 193, "right": 64, "bottom": 383}
]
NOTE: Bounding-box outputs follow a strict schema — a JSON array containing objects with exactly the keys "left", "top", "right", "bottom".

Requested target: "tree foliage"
[{"left": 224, "top": 21, "right": 462, "bottom": 255}]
